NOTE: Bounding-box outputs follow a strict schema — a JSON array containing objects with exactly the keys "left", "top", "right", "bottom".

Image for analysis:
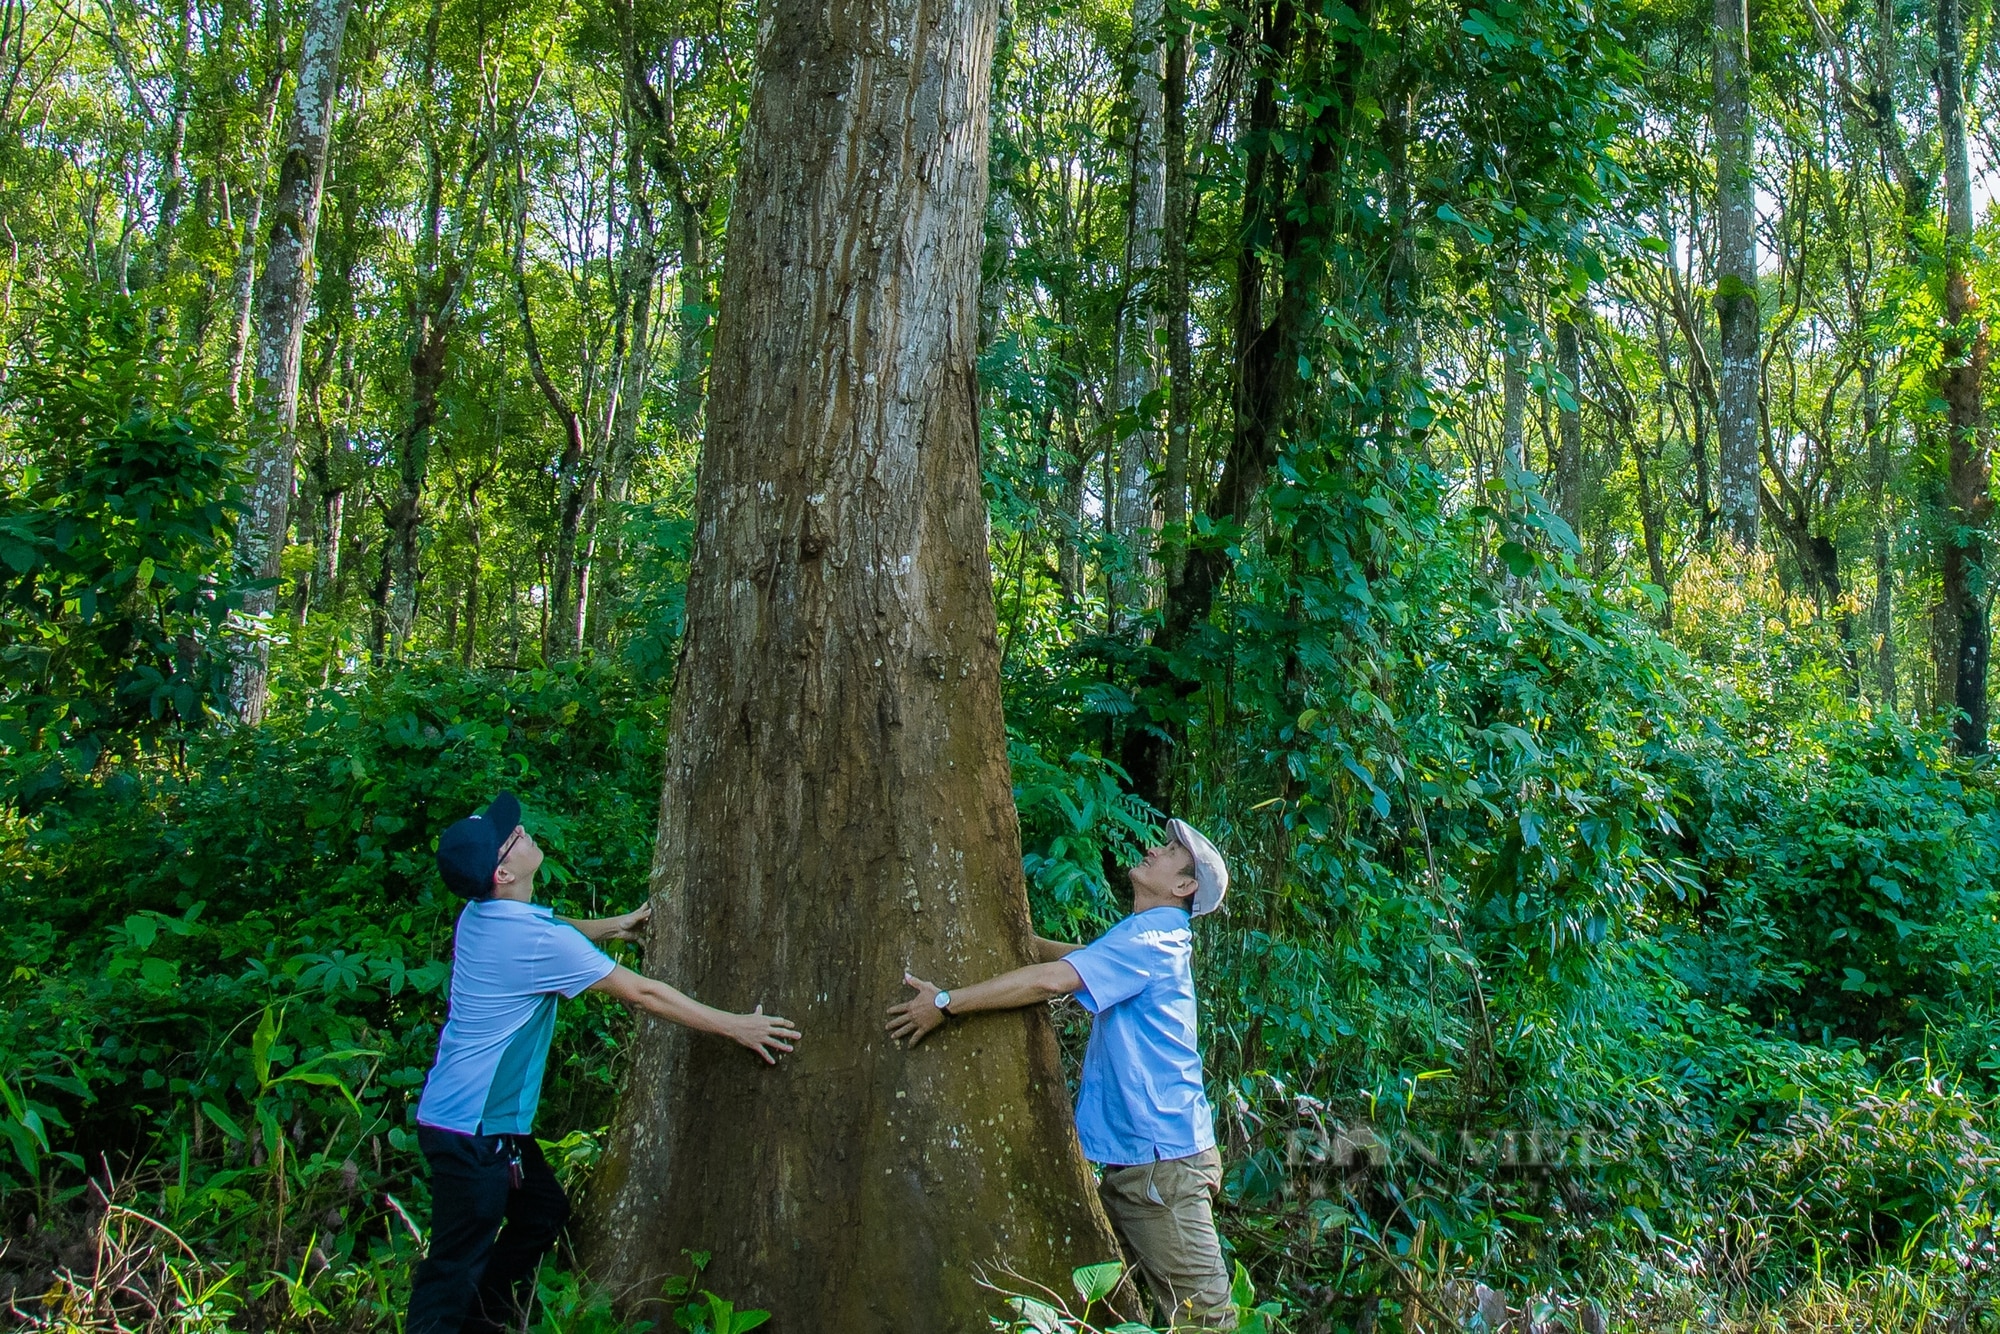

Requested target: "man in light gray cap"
[{"left": 888, "top": 818, "right": 1233, "bottom": 1329}]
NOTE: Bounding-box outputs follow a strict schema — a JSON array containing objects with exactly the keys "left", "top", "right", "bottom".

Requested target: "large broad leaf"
[
  {"left": 1229, "top": 1261, "right": 1255, "bottom": 1311},
  {"left": 1071, "top": 1261, "right": 1124, "bottom": 1303},
  {"left": 1005, "top": 1295, "right": 1066, "bottom": 1333}
]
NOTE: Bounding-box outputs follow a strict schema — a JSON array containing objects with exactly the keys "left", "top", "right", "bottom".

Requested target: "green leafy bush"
[
  {"left": 0, "top": 288, "right": 247, "bottom": 808},
  {"left": 0, "top": 658, "right": 665, "bottom": 1319}
]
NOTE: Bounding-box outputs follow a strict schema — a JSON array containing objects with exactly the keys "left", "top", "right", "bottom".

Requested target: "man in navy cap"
[
  {"left": 407, "top": 792, "right": 801, "bottom": 1334},
  {"left": 886, "top": 818, "right": 1233, "bottom": 1328}
]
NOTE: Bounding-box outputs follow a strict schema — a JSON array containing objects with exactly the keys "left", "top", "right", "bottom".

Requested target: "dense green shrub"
[
  {"left": 0, "top": 289, "right": 247, "bottom": 809},
  {"left": 0, "top": 660, "right": 665, "bottom": 1315},
  {"left": 987, "top": 431, "right": 2000, "bottom": 1319},
  {"left": 7, "top": 385, "right": 2000, "bottom": 1328}
]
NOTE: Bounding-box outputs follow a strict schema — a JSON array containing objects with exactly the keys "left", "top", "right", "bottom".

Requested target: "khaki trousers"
[{"left": 1096, "top": 1147, "right": 1232, "bottom": 1329}]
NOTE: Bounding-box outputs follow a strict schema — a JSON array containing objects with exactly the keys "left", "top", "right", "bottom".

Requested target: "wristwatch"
[{"left": 934, "top": 989, "right": 953, "bottom": 1015}]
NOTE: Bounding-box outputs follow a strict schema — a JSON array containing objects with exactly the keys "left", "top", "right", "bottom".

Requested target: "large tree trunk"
[
  {"left": 584, "top": 0, "right": 1118, "bottom": 1323},
  {"left": 1936, "top": 0, "right": 1991, "bottom": 753},
  {"left": 231, "top": 0, "right": 355, "bottom": 724},
  {"left": 1110, "top": 0, "right": 1166, "bottom": 621},
  {"left": 1713, "top": 0, "right": 1760, "bottom": 549}
]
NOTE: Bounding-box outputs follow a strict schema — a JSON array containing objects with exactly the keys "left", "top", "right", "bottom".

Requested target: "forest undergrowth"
[{"left": 6, "top": 440, "right": 2000, "bottom": 1332}]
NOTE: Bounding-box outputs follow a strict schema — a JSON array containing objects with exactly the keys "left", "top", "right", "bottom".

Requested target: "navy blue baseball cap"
[{"left": 436, "top": 791, "right": 522, "bottom": 899}]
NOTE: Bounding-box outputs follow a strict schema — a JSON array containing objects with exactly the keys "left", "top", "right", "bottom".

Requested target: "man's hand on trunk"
[{"left": 886, "top": 973, "right": 947, "bottom": 1047}]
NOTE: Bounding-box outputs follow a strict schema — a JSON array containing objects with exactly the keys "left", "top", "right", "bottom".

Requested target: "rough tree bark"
[
  {"left": 1111, "top": 0, "right": 1166, "bottom": 620},
  {"left": 231, "top": 0, "right": 354, "bottom": 724},
  {"left": 1713, "top": 0, "right": 1760, "bottom": 549},
  {"left": 1936, "top": 0, "right": 1990, "bottom": 752},
  {"left": 583, "top": 0, "right": 1119, "bottom": 1323}
]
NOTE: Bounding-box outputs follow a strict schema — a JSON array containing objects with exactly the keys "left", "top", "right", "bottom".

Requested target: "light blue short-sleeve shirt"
[
  {"left": 415, "top": 899, "right": 615, "bottom": 1136},
  {"left": 1065, "top": 905, "right": 1216, "bottom": 1166}
]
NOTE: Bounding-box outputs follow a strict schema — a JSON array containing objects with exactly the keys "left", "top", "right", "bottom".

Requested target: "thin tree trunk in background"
[
  {"left": 1713, "top": 0, "right": 1760, "bottom": 549},
  {"left": 593, "top": 255, "right": 657, "bottom": 646},
  {"left": 231, "top": 0, "right": 356, "bottom": 724},
  {"left": 1663, "top": 241, "right": 1719, "bottom": 543},
  {"left": 673, "top": 187, "right": 709, "bottom": 436},
  {"left": 1862, "top": 353, "right": 1896, "bottom": 710},
  {"left": 1500, "top": 289, "right": 1526, "bottom": 475},
  {"left": 384, "top": 324, "right": 449, "bottom": 654},
  {"left": 143, "top": 0, "right": 193, "bottom": 297},
  {"left": 367, "top": 535, "right": 389, "bottom": 658},
  {"left": 511, "top": 164, "right": 593, "bottom": 658},
  {"left": 1384, "top": 75, "right": 1419, "bottom": 408},
  {"left": 320, "top": 486, "right": 343, "bottom": 591},
  {"left": 1936, "top": 0, "right": 1991, "bottom": 753},
  {"left": 459, "top": 448, "right": 499, "bottom": 665},
  {"left": 1058, "top": 411, "right": 1086, "bottom": 603},
  {"left": 584, "top": 0, "right": 1119, "bottom": 1315},
  {"left": 226, "top": 69, "right": 286, "bottom": 409},
  {"left": 1555, "top": 315, "right": 1584, "bottom": 533},
  {"left": 1122, "top": 0, "right": 1339, "bottom": 811},
  {"left": 462, "top": 507, "right": 480, "bottom": 666},
  {"left": 978, "top": 0, "right": 1017, "bottom": 355},
  {"left": 1636, "top": 411, "right": 1673, "bottom": 626},
  {"left": 1111, "top": 0, "right": 1165, "bottom": 621},
  {"left": 632, "top": 36, "right": 713, "bottom": 442},
  {"left": 597, "top": 51, "right": 663, "bottom": 646},
  {"left": 382, "top": 13, "right": 498, "bottom": 658},
  {"left": 1161, "top": 25, "right": 1190, "bottom": 580},
  {"left": 309, "top": 337, "right": 359, "bottom": 612}
]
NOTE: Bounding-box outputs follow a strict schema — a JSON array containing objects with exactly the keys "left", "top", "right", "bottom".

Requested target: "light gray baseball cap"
[{"left": 1167, "top": 818, "right": 1229, "bottom": 916}]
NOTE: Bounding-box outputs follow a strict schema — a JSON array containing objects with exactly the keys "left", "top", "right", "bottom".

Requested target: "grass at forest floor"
[{"left": 12, "top": 1191, "right": 1996, "bottom": 1334}]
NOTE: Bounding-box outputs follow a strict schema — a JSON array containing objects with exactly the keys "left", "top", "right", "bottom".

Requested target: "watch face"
[{"left": 935, "top": 990, "right": 951, "bottom": 1009}]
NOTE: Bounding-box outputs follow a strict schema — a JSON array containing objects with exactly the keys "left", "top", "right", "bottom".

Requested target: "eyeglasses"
[{"left": 497, "top": 826, "right": 528, "bottom": 862}]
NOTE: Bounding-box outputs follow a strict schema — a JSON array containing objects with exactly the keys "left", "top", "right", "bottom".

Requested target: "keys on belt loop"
[{"left": 501, "top": 1136, "right": 524, "bottom": 1189}]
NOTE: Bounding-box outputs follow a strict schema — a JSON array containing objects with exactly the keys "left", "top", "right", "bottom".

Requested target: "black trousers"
[{"left": 405, "top": 1127, "right": 569, "bottom": 1334}]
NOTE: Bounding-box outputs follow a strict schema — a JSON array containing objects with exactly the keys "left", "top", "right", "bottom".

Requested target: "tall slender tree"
[
  {"left": 1111, "top": 0, "right": 1165, "bottom": 617},
  {"left": 1712, "top": 0, "right": 1760, "bottom": 549},
  {"left": 1935, "top": 0, "right": 1990, "bottom": 752},
  {"left": 1159, "top": 20, "right": 1191, "bottom": 574},
  {"left": 1554, "top": 314, "right": 1584, "bottom": 533},
  {"left": 231, "top": 0, "right": 355, "bottom": 723}
]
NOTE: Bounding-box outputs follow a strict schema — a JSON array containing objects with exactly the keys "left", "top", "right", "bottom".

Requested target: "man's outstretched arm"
[
  {"left": 886, "top": 962, "right": 1083, "bottom": 1048},
  {"left": 563, "top": 902, "right": 652, "bottom": 944},
  {"left": 590, "top": 964, "right": 801, "bottom": 1063}
]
